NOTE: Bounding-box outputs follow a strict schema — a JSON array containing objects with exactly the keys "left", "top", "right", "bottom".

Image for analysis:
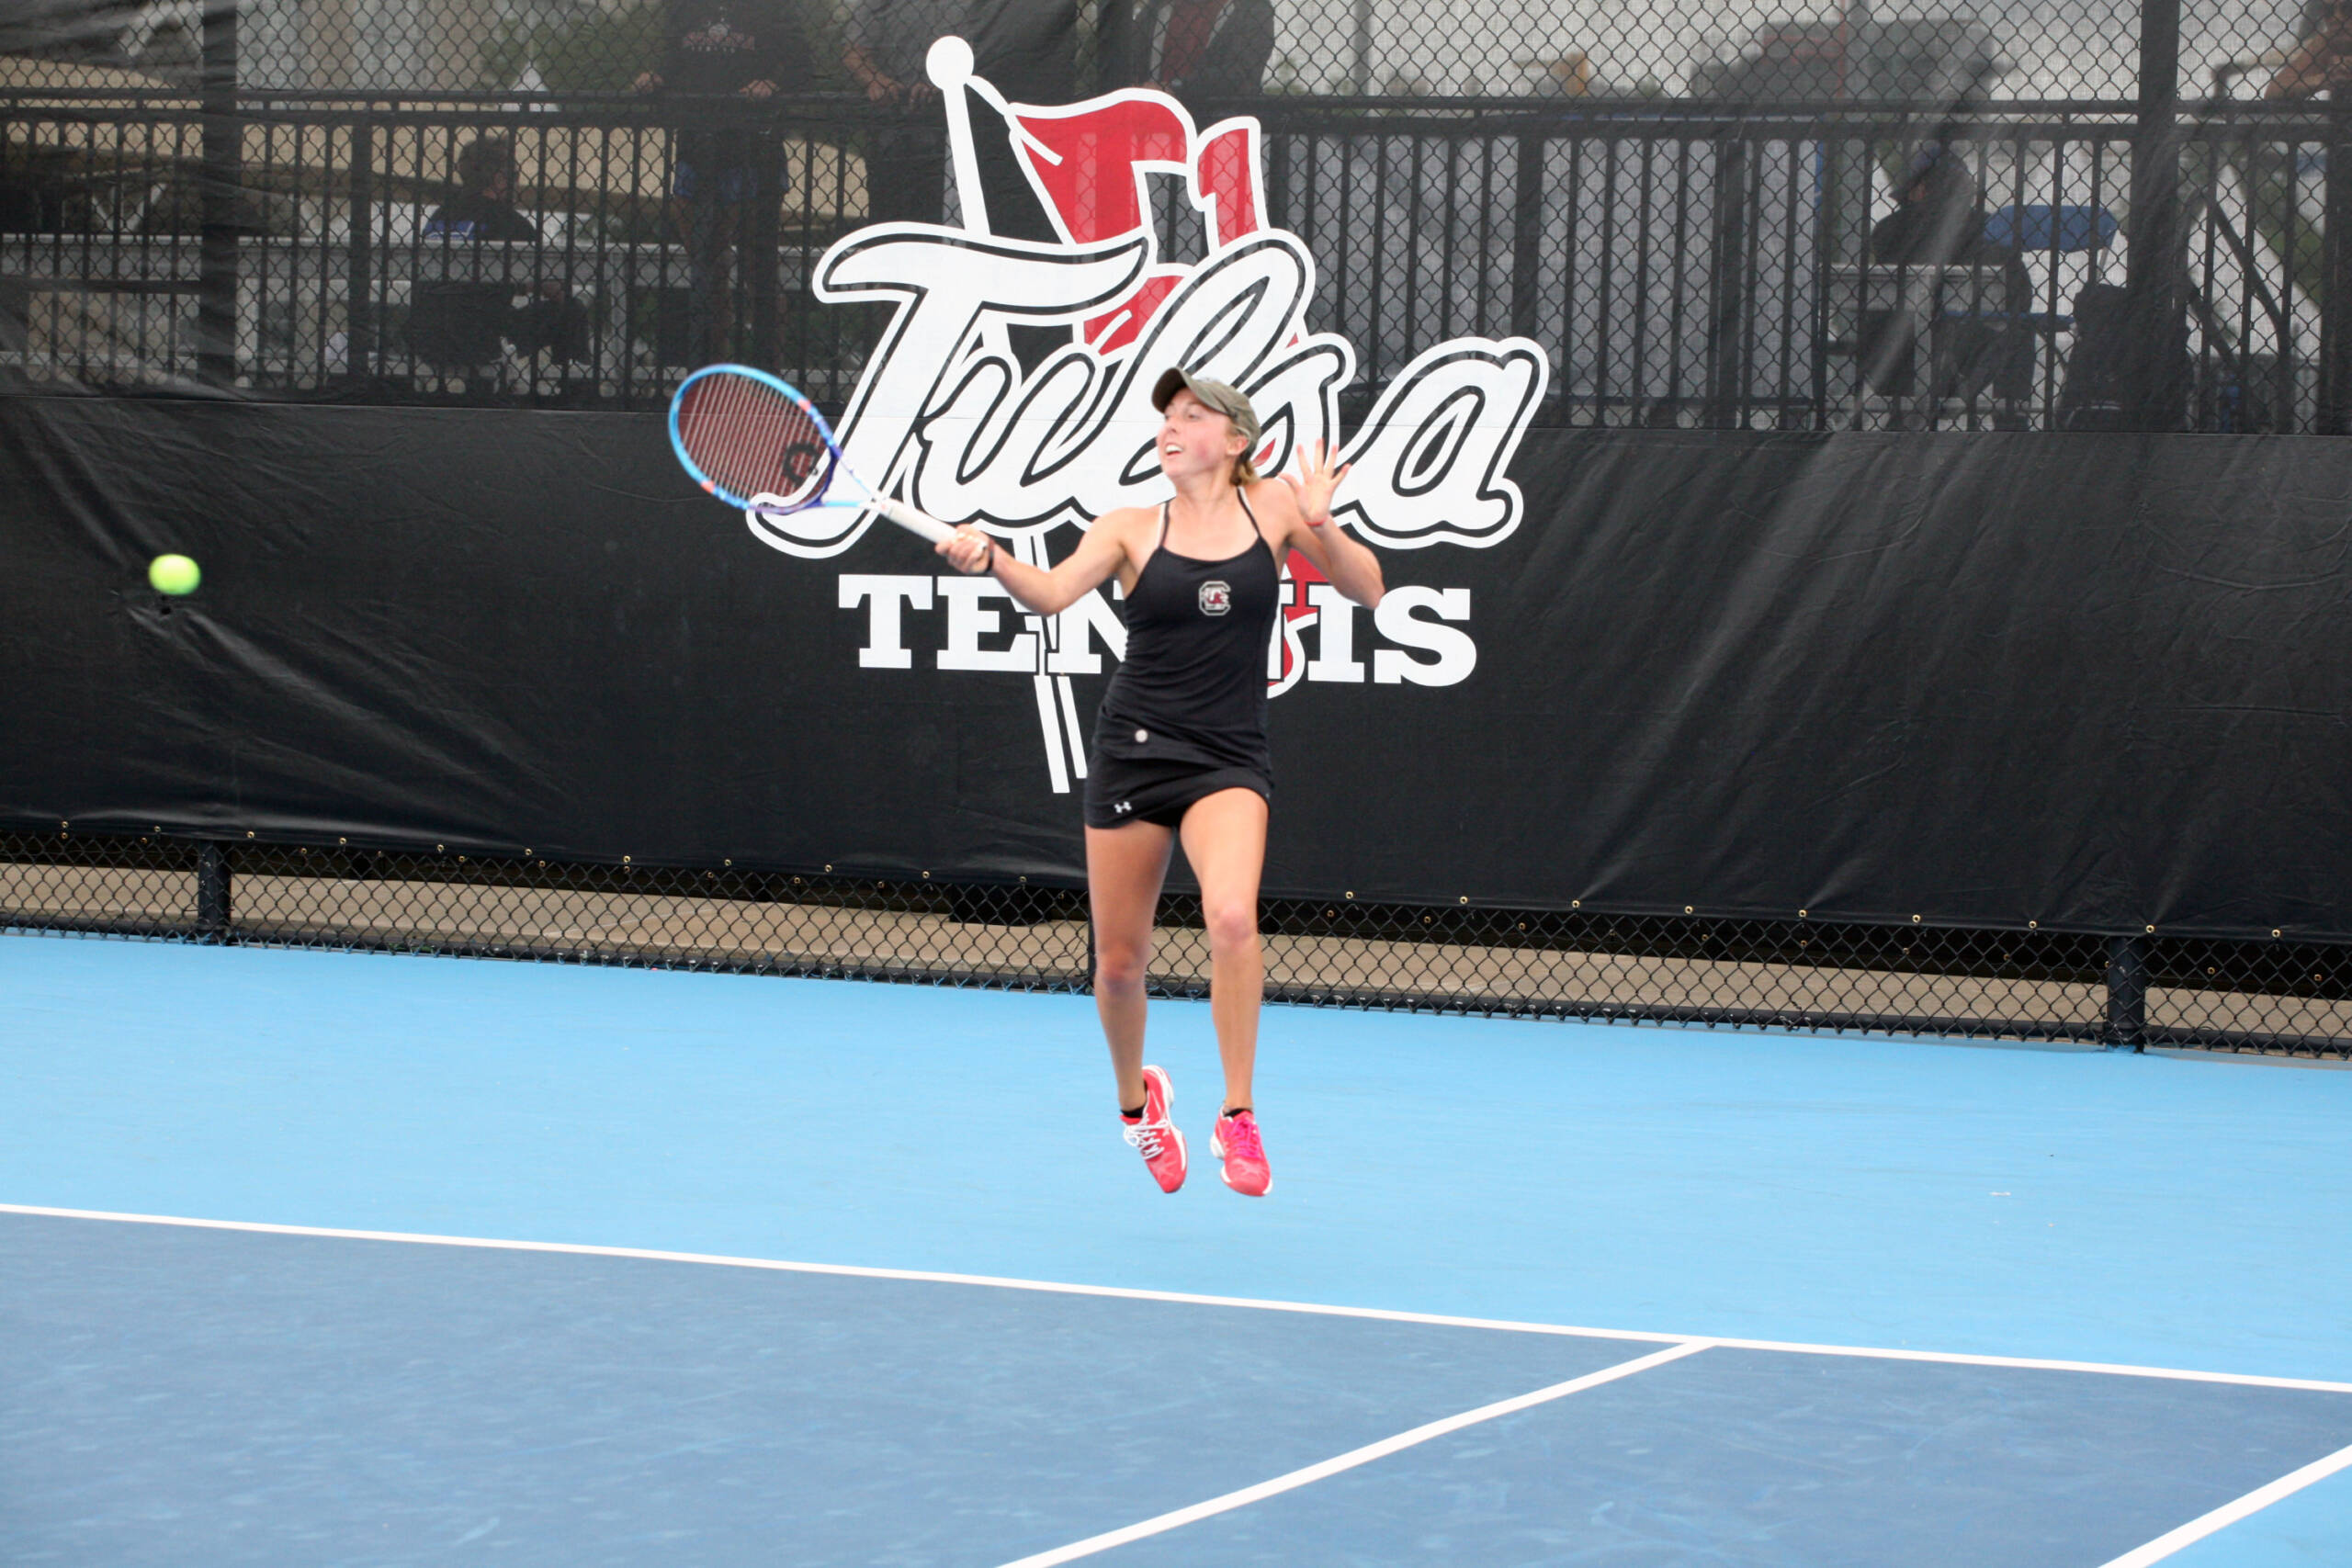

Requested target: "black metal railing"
[
  {"left": 6, "top": 829, "right": 2346, "bottom": 1056},
  {"left": 11, "top": 88, "right": 2352, "bottom": 431},
  {"left": 0, "top": 98, "right": 885, "bottom": 408}
]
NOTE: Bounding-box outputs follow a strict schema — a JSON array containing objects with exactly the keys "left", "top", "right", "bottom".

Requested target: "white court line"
[
  {"left": 990, "top": 1341, "right": 1714, "bottom": 1568},
  {"left": 2095, "top": 1439, "right": 2352, "bottom": 1568},
  {"left": 6, "top": 1203, "right": 2352, "bottom": 1394}
]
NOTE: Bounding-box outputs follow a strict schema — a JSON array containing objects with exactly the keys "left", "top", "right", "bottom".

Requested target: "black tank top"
[{"left": 1093, "top": 492, "right": 1281, "bottom": 773}]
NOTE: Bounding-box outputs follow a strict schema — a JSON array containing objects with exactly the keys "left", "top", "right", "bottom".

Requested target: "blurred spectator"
[
  {"left": 1519, "top": 51, "right": 1594, "bottom": 97},
  {"left": 1864, "top": 144, "right": 2032, "bottom": 404},
  {"left": 425, "top": 136, "right": 539, "bottom": 246},
  {"left": 842, "top": 0, "right": 956, "bottom": 223},
  {"left": 967, "top": 0, "right": 1077, "bottom": 250},
  {"left": 967, "top": 0, "right": 1075, "bottom": 109},
  {"left": 413, "top": 136, "right": 588, "bottom": 377},
  {"left": 1114, "top": 0, "right": 1272, "bottom": 105},
  {"left": 632, "top": 0, "right": 809, "bottom": 360},
  {"left": 836, "top": 0, "right": 1073, "bottom": 240},
  {"left": 2267, "top": 0, "right": 2352, "bottom": 96}
]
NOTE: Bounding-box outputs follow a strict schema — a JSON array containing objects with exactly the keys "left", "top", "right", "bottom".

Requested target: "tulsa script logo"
[{"left": 752, "top": 39, "right": 1550, "bottom": 792}]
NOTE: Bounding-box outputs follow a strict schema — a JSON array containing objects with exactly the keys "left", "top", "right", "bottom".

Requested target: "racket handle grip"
[{"left": 875, "top": 498, "right": 956, "bottom": 546}]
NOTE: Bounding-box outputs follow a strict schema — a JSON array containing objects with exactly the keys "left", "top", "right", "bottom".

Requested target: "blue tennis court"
[{"left": 6, "top": 933, "right": 2351, "bottom": 1566}]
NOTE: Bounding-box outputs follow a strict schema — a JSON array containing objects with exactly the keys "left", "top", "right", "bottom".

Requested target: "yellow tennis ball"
[{"left": 148, "top": 554, "right": 201, "bottom": 596}]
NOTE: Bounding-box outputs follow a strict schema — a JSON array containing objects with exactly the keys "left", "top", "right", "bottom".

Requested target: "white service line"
[
  {"left": 990, "top": 1340, "right": 1713, "bottom": 1568},
  {"left": 6, "top": 1204, "right": 2352, "bottom": 1394},
  {"left": 2094, "top": 1438, "right": 2352, "bottom": 1568}
]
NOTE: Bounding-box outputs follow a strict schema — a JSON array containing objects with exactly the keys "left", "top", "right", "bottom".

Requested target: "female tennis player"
[{"left": 935, "top": 369, "right": 1385, "bottom": 1197}]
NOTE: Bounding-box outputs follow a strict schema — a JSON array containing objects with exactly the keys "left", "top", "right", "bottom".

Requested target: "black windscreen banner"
[{"left": 5, "top": 392, "right": 2347, "bottom": 940}]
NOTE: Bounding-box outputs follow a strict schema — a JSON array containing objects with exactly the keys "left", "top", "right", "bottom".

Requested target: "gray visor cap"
[{"left": 1150, "top": 367, "right": 1261, "bottom": 448}]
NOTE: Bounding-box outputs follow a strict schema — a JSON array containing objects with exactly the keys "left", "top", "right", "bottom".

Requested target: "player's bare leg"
[
  {"left": 1180, "top": 788, "right": 1269, "bottom": 1111},
  {"left": 1181, "top": 788, "right": 1274, "bottom": 1196},
  {"left": 1088, "top": 819, "right": 1190, "bottom": 1191},
  {"left": 1086, "top": 819, "right": 1176, "bottom": 1108}
]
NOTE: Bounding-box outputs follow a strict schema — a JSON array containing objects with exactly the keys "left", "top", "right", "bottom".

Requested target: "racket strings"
[{"left": 678, "top": 372, "right": 833, "bottom": 507}]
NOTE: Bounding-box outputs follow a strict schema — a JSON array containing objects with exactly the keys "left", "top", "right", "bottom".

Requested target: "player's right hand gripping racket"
[{"left": 667, "top": 365, "right": 956, "bottom": 546}]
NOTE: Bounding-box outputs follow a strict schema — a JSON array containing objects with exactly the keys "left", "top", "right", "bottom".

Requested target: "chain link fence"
[
  {"left": 8, "top": 828, "right": 2346, "bottom": 1055},
  {"left": 8, "top": 0, "right": 2352, "bottom": 427},
  {"left": 6, "top": 95, "right": 2347, "bottom": 427}
]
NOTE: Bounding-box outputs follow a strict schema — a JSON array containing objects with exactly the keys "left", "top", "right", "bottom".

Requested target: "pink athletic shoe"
[
  {"left": 1211, "top": 1110, "right": 1272, "bottom": 1197},
  {"left": 1123, "top": 1065, "right": 1187, "bottom": 1193}
]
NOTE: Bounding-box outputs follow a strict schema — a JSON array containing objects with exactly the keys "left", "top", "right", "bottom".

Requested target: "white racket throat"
[
  {"left": 746, "top": 493, "right": 955, "bottom": 546},
  {"left": 874, "top": 498, "right": 957, "bottom": 545}
]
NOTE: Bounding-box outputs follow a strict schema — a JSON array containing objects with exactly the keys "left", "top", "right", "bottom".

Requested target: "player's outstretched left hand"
[{"left": 1282, "top": 439, "right": 1350, "bottom": 527}]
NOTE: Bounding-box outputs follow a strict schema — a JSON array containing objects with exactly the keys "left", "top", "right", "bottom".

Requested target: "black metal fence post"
[
  {"left": 196, "top": 841, "right": 231, "bottom": 938},
  {"left": 2105, "top": 934, "right": 2148, "bottom": 1049},
  {"left": 2126, "top": 0, "right": 2185, "bottom": 428},
  {"left": 195, "top": 0, "right": 242, "bottom": 389},
  {"left": 1510, "top": 134, "right": 1544, "bottom": 344},
  {"left": 748, "top": 125, "right": 783, "bottom": 370},
  {"left": 345, "top": 118, "right": 374, "bottom": 381},
  {"left": 1264, "top": 129, "right": 1293, "bottom": 238},
  {"left": 2318, "top": 105, "right": 2352, "bottom": 433},
  {"left": 1348, "top": 0, "right": 1374, "bottom": 95},
  {"left": 1705, "top": 135, "right": 1752, "bottom": 427}
]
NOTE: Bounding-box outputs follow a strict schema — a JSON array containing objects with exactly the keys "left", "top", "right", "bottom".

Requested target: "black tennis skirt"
[{"left": 1082, "top": 752, "right": 1272, "bottom": 830}]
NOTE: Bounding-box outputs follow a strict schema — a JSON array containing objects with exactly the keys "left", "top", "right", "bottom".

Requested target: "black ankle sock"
[
  {"left": 1223, "top": 1105, "right": 1251, "bottom": 1120},
  {"left": 1121, "top": 1104, "right": 1147, "bottom": 1121}
]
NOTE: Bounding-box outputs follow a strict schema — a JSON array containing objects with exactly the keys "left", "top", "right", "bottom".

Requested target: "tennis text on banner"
[{"left": 837, "top": 575, "right": 1476, "bottom": 690}]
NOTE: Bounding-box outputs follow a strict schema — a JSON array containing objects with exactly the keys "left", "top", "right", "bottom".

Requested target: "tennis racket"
[{"left": 667, "top": 365, "right": 956, "bottom": 545}]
